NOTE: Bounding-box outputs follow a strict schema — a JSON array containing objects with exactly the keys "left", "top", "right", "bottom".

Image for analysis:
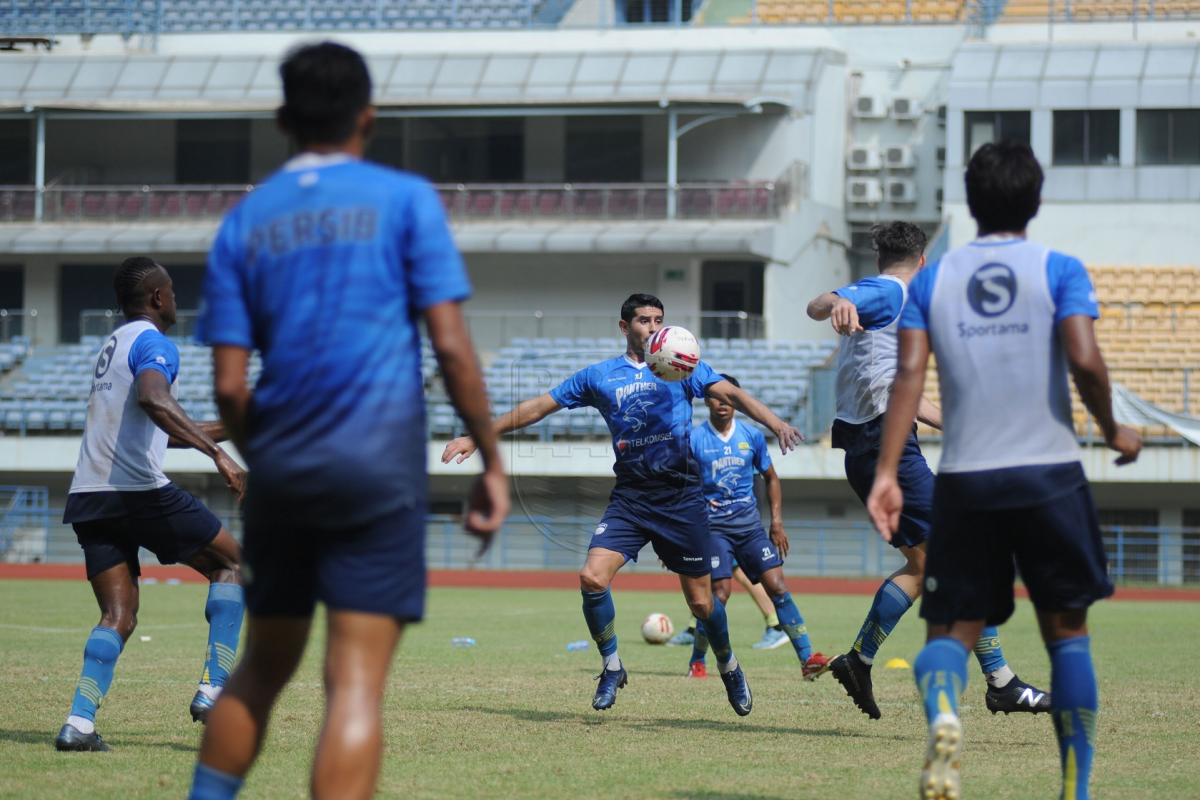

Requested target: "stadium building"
[{"left": 0, "top": 0, "right": 1197, "bottom": 584}]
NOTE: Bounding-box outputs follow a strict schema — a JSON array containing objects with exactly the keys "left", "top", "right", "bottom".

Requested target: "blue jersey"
[
  {"left": 833, "top": 275, "right": 907, "bottom": 331},
  {"left": 197, "top": 153, "right": 471, "bottom": 526},
  {"left": 549, "top": 356, "right": 722, "bottom": 492},
  {"left": 690, "top": 419, "right": 772, "bottom": 529}
]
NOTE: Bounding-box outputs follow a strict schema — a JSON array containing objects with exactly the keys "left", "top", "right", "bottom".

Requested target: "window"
[
  {"left": 1137, "top": 109, "right": 1200, "bottom": 166},
  {"left": 624, "top": 0, "right": 693, "bottom": 23},
  {"left": 176, "top": 119, "right": 250, "bottom": 183},
  {"left": 406, "top": 118, "right": 524, "bottom": 183},
  {"left": 963, "top": 111, "right": 1031, "bottom": 162},
  {"left": 565, "top": 117, "right": 642, "bottom": 182},
  {"left": 0, "top": 120, "right": 31, "bottom": 184},
  {"left": 1053, "top": 110, "right": 1120, "bottom": 166}
]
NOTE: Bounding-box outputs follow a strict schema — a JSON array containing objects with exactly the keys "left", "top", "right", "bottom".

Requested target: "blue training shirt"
[
  {"left": 549, "top": 356, "right": 722, "bottom": 492},
  {"left": 690, "top": 419, "right": 772, "bottom": 529},
  {"left": 197, "top": 153, "right": 471, "bottom": 526},
  {"left": 833, "top": 275, "right": 907, "bottom": 332}
]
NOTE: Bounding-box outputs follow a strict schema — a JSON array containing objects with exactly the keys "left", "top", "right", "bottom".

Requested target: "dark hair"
[
  {"left": 621, "top": 293, "right": 664, "bottom": 323},
  {"left": 279, "top": 42, "right": 372, "bottom": 146},
  {"left": 965, "top": 141, "right": 1043, "bottom": 234},
  {"left": 113, "top": 257, "right": 166, "bottom": 313},
  {"left": 718, "top": 373, "right": 740, "bottom": 388},
  {"left": 871, "top": 221, "right": 927, "bottom": 269}
]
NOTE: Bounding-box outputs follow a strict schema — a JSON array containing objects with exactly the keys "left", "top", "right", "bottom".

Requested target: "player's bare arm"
[
  {"left": 916, "top": 396, "right": 942, "bottom": 430},
  {"left": 867, "top": 328, "right": 929, "bottom": 541},
  {"left": 441, "top": 392, "right": 562, "bottom": 464},
  {"left": 807, "top": 292, "right": 863, "bottom": 335},
  {"left": 1060, "top": 314, "right": 1142, "bottom": 465},
  {"left": 762, "top": 464, "right": 788, "bottom": 558},
  {"left": 212, "top": 345, "right": 253, "bottom": 455},
  {"left": 426, "top": 300, "right": 510, "bottom": 538},
  {"left": 137, "top": 368, "right": 245, "bottom": 499},
  {"left": 704, "top": 380, "right": 803, "bottom": 454}
]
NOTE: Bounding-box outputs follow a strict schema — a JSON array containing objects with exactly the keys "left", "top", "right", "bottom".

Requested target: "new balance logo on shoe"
[{"left": 1019, "top": 688, "right": 1046, "bottom": 707}]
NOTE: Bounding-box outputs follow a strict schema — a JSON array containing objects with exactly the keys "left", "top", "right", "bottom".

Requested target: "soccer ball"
[
  {"left": 645, "top": 326, "right": 700, "bottom": 382},
  {"left": 641, "top": 613, "right": 674, "bottom": 644}
]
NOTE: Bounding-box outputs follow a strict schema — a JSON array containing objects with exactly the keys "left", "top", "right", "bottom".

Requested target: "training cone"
[{"left": 884, "top": 658, "right": 911, "bottom": 669}]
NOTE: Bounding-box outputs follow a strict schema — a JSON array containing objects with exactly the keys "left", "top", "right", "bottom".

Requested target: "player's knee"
[
  {"left": 762, "top": 574, "right": 787, "bottom": 597},
  {"left": 687, "top": 597, "right": 714, "bottom": 619},
  {"left": 209, "top": 561, "right": 242, "bottom": 586},
  {"left": 713, "top": 586, "right": 731, "bottom": 605},
  {"left": 101, "top": 610, "right": 137, "bottom": 641},
  {"left": 579, "top": 569, "right": 609, "bottom": 594}
]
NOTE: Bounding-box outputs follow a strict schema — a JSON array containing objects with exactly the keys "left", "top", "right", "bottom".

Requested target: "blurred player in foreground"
[
  {"left": 684, "top": 374, "right": 827, "bottom": 680},
  {"left": 187, "top": 43, "right": 508, "bottom": 800},
  {"left": 56, "top": 257, "right": 246, "bottom": 751},
  {"left": 806, "top": 222, "right": 1050, "bottom": 720},
  {"left": 444, "top": 294, "right": 802, "bottom": 716},
  {"left": 867, "top": 142, "right": 1141, "bottom": 800}
]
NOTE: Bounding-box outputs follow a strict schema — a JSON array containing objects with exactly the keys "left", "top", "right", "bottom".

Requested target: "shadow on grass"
[
  {"left": 0, "top": 729, "right": 196, "bottom": 753},
  {"left": 669, "top": 793, "right": 810, "bottom": 800}
]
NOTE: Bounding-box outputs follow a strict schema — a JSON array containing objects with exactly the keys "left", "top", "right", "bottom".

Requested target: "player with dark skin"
[
  {"left": 200, "top": 99, "right": 508, "bottom": 800},
  {"left": 91, "top": 265, "right": 245, "bottom": 648}
]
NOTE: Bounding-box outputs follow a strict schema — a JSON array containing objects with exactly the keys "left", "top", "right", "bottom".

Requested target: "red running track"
[{"left": 1, "top": 563, "right": 1198, "bottom": 602}]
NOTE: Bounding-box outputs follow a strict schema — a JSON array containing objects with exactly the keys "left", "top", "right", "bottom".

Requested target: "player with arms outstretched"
[
  {"left": 444, "top": 294, "right": 802, "bottom": 715},
  {"left": 806, "top": 222, "right": 1049, "bottom": 720},
  {"left": 867, "top": 142, "right": 1141, "bottom": 800},
  {"left": 684, "top": 374, "right": 827, "bottom": 680},
  {"left": 55, "top": 257, "right": 246, "bottom": 752}
]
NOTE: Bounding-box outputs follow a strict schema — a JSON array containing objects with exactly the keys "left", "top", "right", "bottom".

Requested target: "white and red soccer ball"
[
  {"left": 645, "top": 326, "right": 700, "bottom": 382},
  {"left": 641, "top": 613, "right": 674, "bottom": 644}
]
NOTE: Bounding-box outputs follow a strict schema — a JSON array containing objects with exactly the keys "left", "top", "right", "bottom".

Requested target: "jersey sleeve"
[
  {"left": 1047, "top": 252, "right": 1099, "bottom": 323},
  {"left": 127, "top": 329, "right": 180, "bottom": 384},
  {"left": 549, "top": 367, "right": 594, "bottom": 410},
  {"left": 197, "top": 213, "right": 254, "bottom": 348},
  {"left": 899, "top": 263, "right": 938, "bottom": 331},
  {"left": 753, "top": 429, "right": 773, "bottom": 473},
  {"left": 684, "top": 360, "right": 723, "bottom": 400},
  {"left": 689, "top": 423, "right": 705, "bottom": 462},
  {"left": 833, "top": 278, "right": 906, "bottom": 331},
  {"left": 402, "top": 179, "right": 472, "bottom": 313}
]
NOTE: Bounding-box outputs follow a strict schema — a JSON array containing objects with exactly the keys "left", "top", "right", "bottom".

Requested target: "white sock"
[
  {"left": 197, "top": 683, "right": 221, "bottom": 701},
  {"left": 717, "top": 654, "right": 739, "bottom": 675},
  {"left": 67, "top": 715, "right": 94, "bottom": 734},
  {"left": 856, "top": 651, "right": 874, "bottom": 666},
  {"left": 604, "top": 652, "right": 621, "bottom": 672},
  {"left": 986, "top": 665, "right": 1016, "bottom": 688}
]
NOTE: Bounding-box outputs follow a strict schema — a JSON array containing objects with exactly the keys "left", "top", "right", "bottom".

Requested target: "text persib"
[
  {"left": 958, "top": 321, "right": 1030, "bottom": 339},
  {"left": 247, "top": 207, "right": 378, "bottom": 265}
]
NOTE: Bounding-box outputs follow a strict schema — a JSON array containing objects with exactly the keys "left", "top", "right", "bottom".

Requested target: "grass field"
[{"left": 1, "top": 580, "right": 1197, "bottom": 799}]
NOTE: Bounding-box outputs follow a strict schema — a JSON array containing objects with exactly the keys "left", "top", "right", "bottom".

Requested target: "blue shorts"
[
  {"left": 709, "top": 522, "right": 783, "bottom": 584},
  {"left": 242, "top": 499, "right": 427, "bottom": 620},
  {"left": 68, "top": 485, "right": 223, "bottom": 580},
  {"left": 920, "top": 480, "right": 1114, "bottom": 627},
  {"left": 590, "top": 487, "right": 710, "bottom": 577},
  {"left": 843, "top": 430, "right": 934, "bottom": 550}
]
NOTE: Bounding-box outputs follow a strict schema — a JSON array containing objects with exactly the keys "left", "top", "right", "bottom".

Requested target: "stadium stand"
[
  {"left": 991, "top": 0, "right": 1200, "bottom": 20},
  {"left": 742, "top": 0, "right": 964, "bottom": 23}
]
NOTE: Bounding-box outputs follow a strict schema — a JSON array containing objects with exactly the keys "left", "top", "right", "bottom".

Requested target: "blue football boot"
[
  {"left": 719, "top": 664, "right": 753, "bottom": 716},
  {"left": 592, "top": 666, "right": 628, "bottom": 710},
  {"left": 190, "top": 690, "right": 216, "bottom": 724}
]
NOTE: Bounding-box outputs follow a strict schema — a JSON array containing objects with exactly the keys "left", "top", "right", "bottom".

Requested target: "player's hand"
[
  {"left": 442, "top": 436, "right": 478, "bottom": 464},
  {"left": 866, "top": 473, "right": 903, "bottom": 543},
  {"left": 464, "top": 465, "right": 509, "bottom": 554},
  {"left": 215, "top": 450, "right": 246, "bottom": 502},
  {"left": 1106, "top": 424, "right": 1142, "bottom": 466},
  {"left": 774, "top": 424, "right": 803, "bottom": 454},
  {"left": 830, "top": 298, "right": 863, "bottom": 336},
  {"left": 769, "top": 522, "right": 789, "bottom": 559}
]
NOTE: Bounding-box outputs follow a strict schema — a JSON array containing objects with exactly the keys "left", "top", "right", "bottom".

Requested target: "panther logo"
[
  {"left": 621, "top": 399, "right": 655, "bottom": 432},
  {"left": 716, "top": 470, "right": 740, "bottom": 495}
]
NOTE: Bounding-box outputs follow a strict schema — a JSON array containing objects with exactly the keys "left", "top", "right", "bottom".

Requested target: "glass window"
[
  {"left": 176, "top": 119, "right": 250, "bottom": 184},
  {"left": 624, "top": 0, "right": 693, "bottom": 23},
  {"left": 406, "top": 118, "right": 524, "bottom": 183},
  {"left": 1053, "top": 110, "right": 1120, "bottom": 166},
  {"left": 0, "top": 120, "right": 31, "bottom": 184},
  {"left": 963, "top": 111, "right": 1031, "bottom": 162},
  {"left": 565, "top": 116, "right": 642, "bottom": 182},
  {"left": 1137, "top": 109, "right": 1200, "bottom": 165}
]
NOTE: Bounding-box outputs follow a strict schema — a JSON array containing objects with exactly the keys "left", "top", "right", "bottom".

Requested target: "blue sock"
[
  {"left": 690, "top": 620, "right": 709, "bottom": 664},
  {"left": 853, "top": 579, "right": 913, "bottom": 663},
  {"left": 186, "top": 763, "right": 244, "bottom": 800},
  {"left": 1048, "top": 636, "right": 1098, "bottom": 800},
  {"left": 698, "top": 598, "right": 734, "bottom": 667},
  {"left": 972, "top": 625, "right": 1008, "bottom": 676},
  {"left": 67, "top": 626, "right": 124, "bottom": 724},
  {"left": 201, "top": 583, "right": 245, "bottom": 688},
  {"left": 581, "top": 589, "right": 619, "bottom": 668},
  {"left": 913, "top": 637, "right": 970, "bottom": 725},
  {"left": 771, "top": 592, "right": 812, "bottom": 662}
]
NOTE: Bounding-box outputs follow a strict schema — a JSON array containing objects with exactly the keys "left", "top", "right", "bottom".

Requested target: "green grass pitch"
[{"left": 1, "top": 580, "right": 1197, "bottom": 799}]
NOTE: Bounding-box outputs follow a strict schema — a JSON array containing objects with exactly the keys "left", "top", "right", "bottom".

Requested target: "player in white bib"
[
  {"left": 867, "top": 142, "right": 1141, "bottom": 800},
  {"left": 55, "top": 258, "right": 247, "bottom": 752}
]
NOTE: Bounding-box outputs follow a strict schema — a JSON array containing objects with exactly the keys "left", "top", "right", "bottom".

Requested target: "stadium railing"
[{"left": 16, "top": 511, "right": 1199, "bottom": 584}]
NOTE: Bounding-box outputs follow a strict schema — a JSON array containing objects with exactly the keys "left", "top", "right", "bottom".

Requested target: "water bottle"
[
  {"left": 566, "top": 640, "right": 590, "bottom": 651},
  {"left": 451, "top": 638, "right": 476, "bottom": 647}
]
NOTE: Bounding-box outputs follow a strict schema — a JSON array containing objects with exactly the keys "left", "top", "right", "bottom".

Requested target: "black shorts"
[
  {"left": 843, "top": 431, "right": 934, "bottom": 550},
  {"left": 242, "top": 499, "right": 428, "bottom": 620},
  {"left": 71, "top": 485, "right": 224, "bottom": 580},
  {"left": 919, "top": 481, "right": 1114, "bottom": 627}
]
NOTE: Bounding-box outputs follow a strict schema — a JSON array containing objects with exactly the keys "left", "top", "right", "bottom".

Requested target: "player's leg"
[
  {"left": 311, "top": 611, "right": 405, "bottom": 800},
  {"left": 180, "top": 527, "right": 246, "bottom": 723},
  {"left": 689, "top": 533, "right": 734, "bottom": 675},
  {"left": 678, "top": 573, "right": 751, "bottom": 715},
  {"left": 914, "top": 619, "right": 984, "bottom": 800},
  {"left": 974, "top": 625, "right": 1052, "bottom": 715},
  {"left": 580, "top": 546, "right": 630, "bottom": 709},
  {"left": 688, "top": 577, "right": 730, "bottom": 676},
  {"left": 755, "top": 565, "right": 829, "bottom": 678},
  {"left": 1038, "top": 609, "right": 1095, "bottom": 800},
  {"left": 737, "top": 566, "right": 786, "bottom": 649}
]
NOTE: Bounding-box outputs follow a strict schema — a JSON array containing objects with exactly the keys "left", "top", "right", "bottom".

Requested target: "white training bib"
[{"left": 834, "top": 274, "right": 908, "bottom": 424}]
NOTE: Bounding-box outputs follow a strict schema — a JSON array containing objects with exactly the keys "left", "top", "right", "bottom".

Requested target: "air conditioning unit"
[
  {"left": 847, "top": 178, "right": 884, "bottom": 205},
  {"left": 884, "top": 145, "right": 915, "bottom": 170},
  {"left": 891, "top": 97, "right": 922, "bottom": 120},
  {"left": 936, "top": 146, "right": 946, "bottom": 167},
  {"left": 887, "top": 178, "right": 918, "bottom": 204},
  {"left": 853, "top": 95, "right": 887, "bottom": 119},
  {"left": 936, "top": 188, "right": 944, "bottom": 208},
  {"left": 937, "top": 105, "right": 947, "bottom": 125},
  {"left": 847, "top": 145, "right": 882, "bottom": 171}
]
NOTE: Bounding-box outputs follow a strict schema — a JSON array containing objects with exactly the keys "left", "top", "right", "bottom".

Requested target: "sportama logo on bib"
[{"left": 967, "top": 263, "right": 1017, "bottom": 318}]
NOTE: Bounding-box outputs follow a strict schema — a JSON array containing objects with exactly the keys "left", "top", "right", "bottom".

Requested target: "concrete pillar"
[
  {"left": 23, "top": 256, "right": 59, "bottom": 348},
  {"left": 1160, "top": 506, "right": 1183, "bottom": 585}
]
